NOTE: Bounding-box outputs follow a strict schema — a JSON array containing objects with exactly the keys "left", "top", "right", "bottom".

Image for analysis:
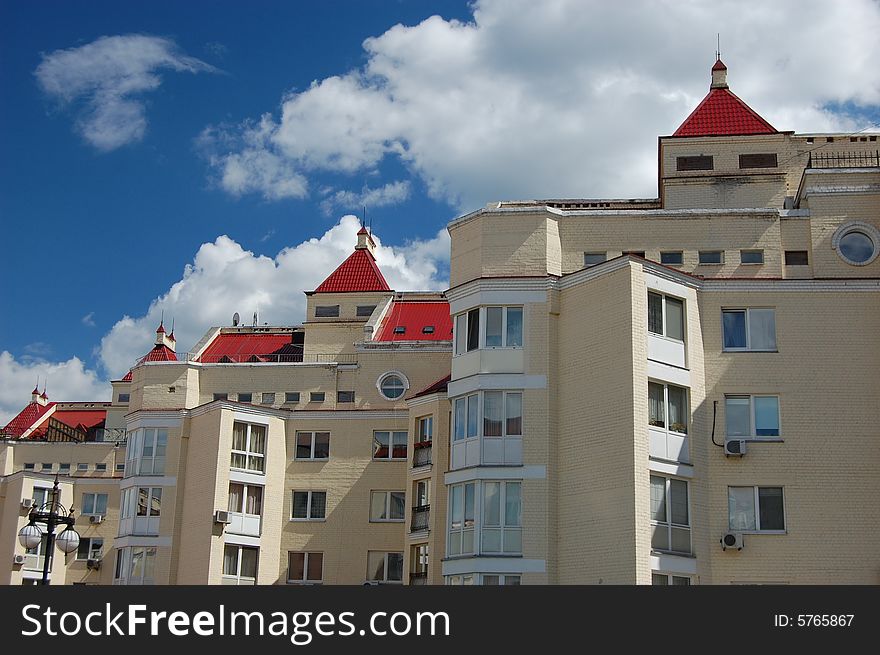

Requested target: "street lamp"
[{"left": 18, "top": 474, "right": 80, "bottom": 585}]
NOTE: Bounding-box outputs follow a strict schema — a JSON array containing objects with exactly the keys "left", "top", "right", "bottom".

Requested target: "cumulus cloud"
[
  {"left": 0, "top": 352, "right": 110, "bottom": 427},
  {"left": 97, "top": 215, "right": 449, "bottom": 377},
  {"left": 202, "top": 0, "right": 880, "bottom": 208},
  {"left": 35, "top": 34, "right": 215, "bottom": 151},
  {"left": 320, "top": 180, "right": 411, "bottom": 215}
]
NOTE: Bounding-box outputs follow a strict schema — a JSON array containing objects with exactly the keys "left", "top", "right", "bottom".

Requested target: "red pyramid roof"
[
  {"left": 712, "top": 58, "right": 727, "bottom": 71},
  {"left": 673, "top": 87, "right": 777, "bottom": 137},
  {"left": 142, "top": 344, "right": 177, "bottom": 362},
  {"left": 314, "top": 248, "right": 391, "bottom": 293}
]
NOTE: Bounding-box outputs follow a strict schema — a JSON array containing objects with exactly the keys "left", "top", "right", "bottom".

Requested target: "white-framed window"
[
  {"left": 377, "top": 372, "right": 408, "bottom": 400},
  {"left": 285, "top": 392, "right": 300, "bottom": 403},
  {"left": 445, "top": 574, "right": 475, "bottom": 585},
  {"left": 698, "top": 250, "right": 723, "bottom": 264},
  {"left": 95, "top": 463, "right": 107, "bottom": 472},
  {"left": 136, "top": 486, "right": 162, "bottom": 519},
  {"left": 447, "top": 482, "right": 475, "bottom": 556},
  {"left": 482, "top": 391, "right": 523, "bottom": 441},
  {"left": 231, "top": 422, "right": 266, "bottom": 473},
  {"left": 481, "top": 481, "right": 522, "bottom": 554},
  {"left": 725, "top": 395, "right": 780, "bottom": 439},
  {"left": 414, "top": 479, "right": 430, "bottom": 507},
  {"left": 23, "top": 463, "right": 35, "bottom": 471},
  {"left": 295, "top": 431, "right": 330, "bottom": 460},
  {"left": 728, "top": 486, "right": 785, "bottom": 532},
  {"left": 370, "top": 491, "right": 405, "bottom": 522},
  {"left": 411, "top": 544, "right": 429, "bottom": 577},
  {"left": 367, "top": 551, "right": 403, "bottom": 583},
  {"left": 261, "top": 392, "right": 275, "bottom": 405},
  {"left": 584, "top": 252, "right": 607, "bottom": 267},
  {"left": 76, "top": 463, "right": 88, "bottom": 472},
  {"left": 482, "top": 574, "right": 521, "bottom": 585},
  {"left": 652, "top": 573, "right": 691, "bottom": 585},
  {"left": 77, "top": 538, "right": 104, "bottom": 561},
  {"left": 41, "top": 463, "right": 53, "bottom": 472},
  {"left": 832, "top": 221, "right": 880, "bottom": 266},
  {"left": 81, "top": 492, "right": 108, "bottom": 515},
  {"left": 417, "top": 415, "right": 433, "bottom": 444},
  {"left": 648, "top": 382, "right": 689, "bottom": 435},
  {"left": 648, "top": 292, "right": 685, "bottom": 341},
  {"left": 454, "top": 306, "right": 523, "bottom": 354},
  {"left": 119, "top": 486, "right": 160, "bottom": 536},
  {"left": 310, "top": 392, "right": 325, "bottom": 402},
  {"left": 453, "top": 394, "right": 480, "bottom": 442},
  {"left": 114, "top": 546, "right": 156, "bottom": 585},
  {"left": 222, "top": 545, "right": 258, "bottom": 585},
  {"left": 722, "top": 308, "right": 776, "bottom": 351},
  {"left": 117, "top": 393, "right": 130, "bottom": 403},
  {"left": 228, "top": 483, "right": 263, "bottom": 515},
  {"left": 373, "top": 431, "right": 408, "bottom": 460},
  {"left": 292, "top": 491, "right": 326, "bottom": 520},
  {"left": 288, "top": 552, "right": 323, "bottom": 584},
  {"left": 650, "top": 475, "right": 691, "bottom": 555},
  {"left": 124, "top": 428, "right": 168, "bottom": 477},
  {"left": 454, "top": 308, "right": 480, "bottom": 355},
  {"left": 740, "top": 249, "right": 764, "bottom": 264},
  {"left": 59, "top": 463, "right": 70, "bottom": 472}
]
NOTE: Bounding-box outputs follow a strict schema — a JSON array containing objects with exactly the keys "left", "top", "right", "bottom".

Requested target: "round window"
[
  {"left": 833, "top": 222, "right": 879, "bottom": 266},
  {"left": 378, "top": 373, "right": 407, "bottom": 400}
]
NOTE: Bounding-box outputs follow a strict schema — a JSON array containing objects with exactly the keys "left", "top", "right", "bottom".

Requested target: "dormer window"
[
  {"left": 422, "top": 326, "right": 435, "bottom": 334},
  {"left": 393, "top": 326, "right": 406, "bottom": 334}
]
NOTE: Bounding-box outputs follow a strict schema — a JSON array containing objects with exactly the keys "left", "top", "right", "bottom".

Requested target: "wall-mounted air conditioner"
[
  {"left": 21, "top": 498, "right": 34, "bottom": 510},
  {"left": 13, "top": 554, "right": 26, "bottom": 565},
  {"left": 720, "top": 532, "right": 744, "bottom": 551},
  {"left": 724, "top": 439, "right": 747, "bottom": 457},
  {"left": 89, "top": 515, "right": 104, "bottom": 524},
  {"left": 214, "top": 510, "right": 231, "bottom": 524}
]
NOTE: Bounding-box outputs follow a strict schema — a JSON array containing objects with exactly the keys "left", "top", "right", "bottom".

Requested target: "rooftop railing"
[{"left": 808, "top": 150, "right": 879, "bottom": 169}]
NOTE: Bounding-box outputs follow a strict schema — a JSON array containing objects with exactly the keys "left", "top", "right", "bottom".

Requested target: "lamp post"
[{"left": 18, "top": 474, "right": 80, "bottom": 585}]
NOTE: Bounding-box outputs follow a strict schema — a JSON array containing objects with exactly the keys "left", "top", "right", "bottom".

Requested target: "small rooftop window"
[
  {"left": 393, "top": 326, "right": 406, "bottom": 334},
  {"left": 422, "top": 326, "right": 435, "bottom": 334}
]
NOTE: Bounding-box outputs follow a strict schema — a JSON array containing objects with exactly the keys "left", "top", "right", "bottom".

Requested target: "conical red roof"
[
  {"left": 673, "top": 86, "right": 776, "bottom": 137},
  {"left": 314, "top": 248, "right": 391, "bottom": 293}
]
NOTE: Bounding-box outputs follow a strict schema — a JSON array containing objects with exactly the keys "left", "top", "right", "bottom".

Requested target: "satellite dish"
[{"left": 232, "top": 312, "right": 240, "bottom": 326}]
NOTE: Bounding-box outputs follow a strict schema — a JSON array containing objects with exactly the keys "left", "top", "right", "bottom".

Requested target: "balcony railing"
[
  {"left": 409, "top": 572, "right": 428, "bottom": 585},
  {"left": 184, "top": 352, "right": 358, "bottom": 365},
  {"left": 93, "top": 428, "right": 127, "bottom": 443},
  {"left": 412, "top": 441, "right": 432, "bottom": 468},
  {"left": 411, "top": 504, "right": 430, "bottom": 532}
]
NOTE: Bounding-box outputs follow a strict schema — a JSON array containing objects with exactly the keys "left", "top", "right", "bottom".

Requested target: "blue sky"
[{"left": 1, "top": 0, "right": 878, "bottom": 421}]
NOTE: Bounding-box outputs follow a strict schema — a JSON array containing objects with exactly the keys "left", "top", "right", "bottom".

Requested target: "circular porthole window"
[
  {"left": 832, "top": 222, "right": 879, "bottom": 266},
  {"left": 377, "top": 372, "right": 408, "bottom": 400}
]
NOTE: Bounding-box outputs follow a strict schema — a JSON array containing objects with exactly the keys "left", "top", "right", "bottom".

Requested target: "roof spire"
[{"left": 711, "top": 36, "right": 728, "bottom": 89}]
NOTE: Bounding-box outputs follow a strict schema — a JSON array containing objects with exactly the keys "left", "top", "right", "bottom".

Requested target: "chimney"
[
  {"left": 711, "top": 59, "right": 728, "bottom": 89},
  {"left": 356, "top": 226, "right": 377, "bottom": 255},
  {"left": 155, "top": 321, "right": 176, "bottom": 352}
]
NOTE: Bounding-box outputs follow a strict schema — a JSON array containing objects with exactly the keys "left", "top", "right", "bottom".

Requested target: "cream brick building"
[{"left": 2, "top": 60, "right": 878, "bottom": 585}]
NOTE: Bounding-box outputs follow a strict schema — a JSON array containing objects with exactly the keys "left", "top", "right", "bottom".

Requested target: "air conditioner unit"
[
  {"left": 87, "top": 558, "right": 102, "bottom": 570},
  {"left": 724, "top": 439, "right": 747, "bottom": 457},
  {"left": 13, "top": 554, "right": 26, "bottom": 565},
  {"left": 21, "top": 498, "right": 34, "bottom": 510},
  {"left": 720, "top": 532, "right": 744, "bottom": 551},
  {"left": 214, "top": 510, "right": 231, "bottom": 524},
  {"left": 89, "top": 515, "right": 104, "bottom": 524}
]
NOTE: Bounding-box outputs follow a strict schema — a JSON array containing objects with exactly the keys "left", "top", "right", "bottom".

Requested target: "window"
[
  {"left": 650, "top": 475, "right": 691, "bottom": 554},
  {"left": 260, "top": 392, "right": 275, "bottom": 405},
  {"left": 373, "top": 431, "right": 407, "bottom": 460},
  {"left": 81, "top": 493, "right": 108, "bottom": 515},
  {"left": 231, "top": 422, "right": 266, "bottom": 473},
  {"left": 648, "top": 382, "right": 688, "bottom": 435},
  {"left": 446, "top": 574, "right": 475, "bottom": 585},
  {"left": 698, "top": 250, "right": 723, "bottom": 264},
  {"left": 136, "top": 487, "right": 162, "bottom": 518},
  {"left": 417, "top": 416, "right": 433, "bottom": 443},
  {"left": 288, "top": 552, "right": 323, "bottom": 583},
  {"left": 310, "top": 392, "right": 325, "bottom": 402},
  {"left": 41, "top": 463, "right": 53, "bottom": 472},
  {"left": 24, "top": 463, "right": 35, "bottom": 471},
  {"left": 285, "top": 392, "right": 300, "bottom": 403},
  {"left": 447, "top": 482, "right": 475, "bottom": 556},
  {"left": 32, "top": 487, "right": 49, "bottom": 508},
  {"left": 117, "top": 393, "right": 130, "bottom": 403},
  {"left": 213, "top": 393, "right": 228, "bottom": 401},
  {"left": 739, "top": 153, "right": 778, "bottom": 168},
  {"left": 59, "top": 463, "right": 70, "bottom": 472},
  {"left": 377, "top": 372, "right": 408, "bottom": 400},
  {"left": 660, "top": 251, "right": 683, "bottom": 265},
  {"left": 833, "top": 222, "right": 879, "bottom": 266},
  {"left": 453, "top": 394, "right": 480, "bottom": 441},
  {"left": 484, "top": 306, "right": 523, "bottom": 348},
  {"left": 676, "top": 155, "right": 713, "bottom": 171},
  {"left": 652, "top": 573, "right": 691, "bottom": 585},
  {"left": 393, "top": 326, "right": 406, "bottom": 334},
  {"left": 584, "top": 252, "right": 607, "bottom": 267},
  {"left": 411, "top": 544, "right": 429, "bottom": 577},
  {"left": 223, "top": 545, "right": 258, "bottom": 585},
  {"left": 337, "top": 390, "right": 355, "bottom": 403},
  {"left": 784, "top": 250, "right": 808, "bottom": 266},
  {"left": 482, "top": 575, "right": 521, "bottom": 585},
  {"left": 370, "top": 491, "right": 406, "bottom": 522},
  {"left": 414, "top": 480, "right": 430, "bottom": 507},
  {"left": 292, "top": 491, "right": 326, "bottom": 520},
  {"left": 728, "top": 487, "right": 785, "bottom": 532},
  {"left": 228, "top": 483, "right": 263, "bottom": 515},
  {"left": 115, "top": 463, "right": 125, "bottom": 473},
  {"left": 237, "top": 392, "right": 252, "bottom": 403},
  {"left": 454, "top": 308, "right": 482, "bottom": 355},
  {"left": 647, "top": 292, "right": 684, "bottom": 341},
  {"left": 76, "top": 463, "right": 87, "bottom": 472},
  {"left": 422, "top": 325, "right": 435, "bottom": 334},
  {"left": 114, "top": 546, "right": 156, "bottom": 585},
  {"left": 295, "top": 431, "right": 330, "bottom": 460},
  {"left": 722, "top": 308, "right": 776, "bottom": 351},
  {"left": 356, "top": 305, "right": 376, "bottom": 317},
  {"left": 482, "top": 481, "right": 522, "bottom": 554},
  {"left": 740, "top": 249, "right": 764, "bottom": 264},
  {"left": 725, "top": 396, "right": 780, "bottom": 438},
  {"left": 315, "top": 305, "right": 339, "bottom": 317},
  {"left": 482, "top": 391, "right": 523, "bottom": 441},
  {"left": 367, "top": 551, "right": 403, "bottom": 583},
  {"left": 77, "top": 538, "right": 103, "bottom": 561},
  {"left": 95, "top": 463, "right": 107, "bottom": 472}
]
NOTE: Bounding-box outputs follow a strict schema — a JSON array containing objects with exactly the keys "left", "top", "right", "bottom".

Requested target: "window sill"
[
  {"left": 370, "top": 520, "right": 405, "bottom": 524},
  {"left": 727, "top": 437, "right": 784, "bottom": 443},
  {"left": 230, "top": 468, "right": 266, "bottom": 475},
  {"left": 293, "top": 458, "right": 330, "bottom": 462},
  {"left": 737, "top": 530, "right": 787, "bottom": 535},
  {"left": 722, "top": 348, "right": 778, "bottom": 353},
  {"left": 289, "top": 518, "right": 326, "bottom": 523},
  {"left": 650, "top": 550, "right": 696, "bottom": 559}
]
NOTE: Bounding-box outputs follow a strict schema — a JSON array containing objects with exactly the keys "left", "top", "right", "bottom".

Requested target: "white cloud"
[
  {"left": 35, "top": 34, "right": 215, "bottom": 151},
  {"left": 0, "top": 352, "right": 109, "bottom": 427},
  {"left": 203, "top": 0, "right": 880, "bottom": 208},
  {"left": 320, "top": 180, "right": 411, "bottom": 215},
  {"left": 82, "top": 312, "right": 96, "bottom": 327},
  {"left": 97, "top": 215, "right": 449, "bottom": 378}
]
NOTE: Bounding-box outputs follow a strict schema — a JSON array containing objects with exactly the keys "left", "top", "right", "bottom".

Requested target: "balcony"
[
  {"left": 412, "top": 441, "right": 432, "bottom": 468},
  {"left": 409, "top": 572, "right": 428, "bottom": 585},
  {"left": 411, "top": 505, "right": 430, "bottom": 532}
]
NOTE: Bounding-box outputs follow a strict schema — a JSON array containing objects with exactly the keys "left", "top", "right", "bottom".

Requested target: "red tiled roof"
[
  {"left": 141, "top": 344, "right": 178, "bottom": 363},
  {"left": 314, "top": 248, "right": 391, "bottom": 293},
  {"left": 712, "top": 58, "right": 727, "bottom": 71},
  {"left": 409, "top": 374, "right": 451, "bottom": 399},
  {"left": 120, "top": 370, "right": 133, "bottom": 382},
  {"left": 673, "top": 87, "right": 777, "bottom": 137},
  {"left": 3, "top": 401, "right": 55, "bottom": 437},
  {"left": 374, "top": 301, "right": 452, "bottom": 342},
  {"left": 198, "top": 333, "right": 296, "bottom": 362},
  {"left": 49, "top": 410, "right": 106, "bottom": 433}
]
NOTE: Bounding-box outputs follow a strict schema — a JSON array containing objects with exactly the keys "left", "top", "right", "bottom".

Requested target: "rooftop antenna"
[
  {"left": 160, "top": 309, "right": 164, "bottom": 326},
  {"left": 716, "top": 33, "right": 721, "bottom": 60},
  {"left": 170, "top": 317, "right": 175, "bottom": 334}
]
